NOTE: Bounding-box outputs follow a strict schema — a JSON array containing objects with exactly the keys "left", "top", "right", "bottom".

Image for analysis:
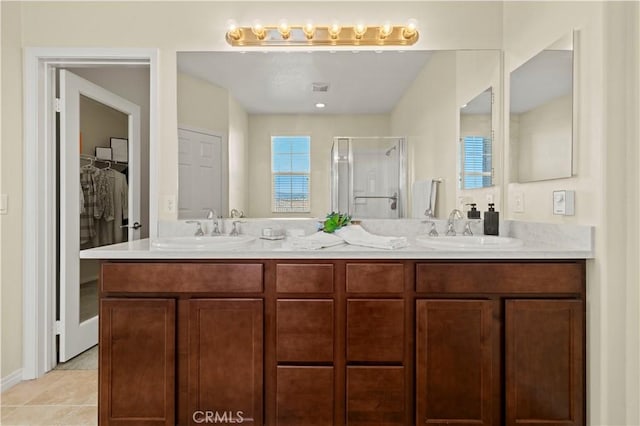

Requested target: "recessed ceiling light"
[
  {"left": 315, "top": 103, "right": 326, "bottom": 108},
  {"left": 461, "top": 103, "right": 468, "bottom": 108}
]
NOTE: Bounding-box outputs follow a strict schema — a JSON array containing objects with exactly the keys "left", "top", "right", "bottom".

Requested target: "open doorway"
[
  {"left": 23, "top": 48, "right": 158, "bottom": 380},
  {"left": 55, "top": 67, "right": 149, "bottom": 363}
]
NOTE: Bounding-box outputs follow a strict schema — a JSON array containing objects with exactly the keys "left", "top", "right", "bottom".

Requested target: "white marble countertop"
[{"left": 80, "top": 221, "right": 594, "bottom": 260}]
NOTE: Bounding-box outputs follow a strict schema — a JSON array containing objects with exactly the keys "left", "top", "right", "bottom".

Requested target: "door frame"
[{"left": 23, "top": 47, "right": 159, "bottom": 379}]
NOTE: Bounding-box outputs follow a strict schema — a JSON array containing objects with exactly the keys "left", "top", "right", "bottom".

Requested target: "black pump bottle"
[{"left": 484, "top": 203, "right": 499, "bottom": 236}]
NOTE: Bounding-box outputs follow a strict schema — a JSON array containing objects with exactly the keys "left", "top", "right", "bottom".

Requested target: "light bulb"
[
  {"left": 402, "top": 18, "right": 418, "bottom": 39},
  {"left": 278, "top": 19, "right": 291, "bottom": 40},
  {"left": 302, "top": 21, "right": 315, "bottom": 40},
  {"left": 315, "top": 102, "right": 326, "bottom": 108},
  {"left": 354, "top": 22, "right": 367, "bottom": 39},
  {"left": 251, "top": 20, "right": 266, "bottom": 40},
  {"left": 328, "top": 22, "right": 342, "bottom": 40},
  {"left": 379, "top": 22, "right": 393, "bottom": 39},
  {"left": 226, "top": 19, "right": 243, "bottom": 41}
]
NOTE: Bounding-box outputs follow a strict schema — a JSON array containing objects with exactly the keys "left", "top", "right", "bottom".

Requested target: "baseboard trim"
[{"left": 1, "top": 369, "right": 23, "bottom": 392}]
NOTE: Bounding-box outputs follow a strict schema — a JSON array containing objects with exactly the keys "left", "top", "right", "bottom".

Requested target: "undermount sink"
[
  {"left": 415, "top": 235, "right": 524, "bottom": 250},
  {"left": 151, "top": 235, "right": 256, "bottom": 250}
]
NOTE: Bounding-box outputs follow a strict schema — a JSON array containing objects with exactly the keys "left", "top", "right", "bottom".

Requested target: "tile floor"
[{"left": 0, "top": 368, "right": 97, "bottom": 425}]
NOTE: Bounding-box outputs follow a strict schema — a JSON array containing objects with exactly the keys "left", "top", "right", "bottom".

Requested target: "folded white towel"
[
  {"left": 334, "top": 225, "right": 409, "bottom": 250},
  {"left": 286, "top": 231, "right": 345, "bottom": 250}
]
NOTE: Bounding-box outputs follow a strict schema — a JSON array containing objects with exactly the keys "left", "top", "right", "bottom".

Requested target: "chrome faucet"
[
  {"left": 186, "top": 220, "right": 204, "bottom": 236},
  {"left": 422, "top": 220, "right": 439, "bottom": 237},
  {"left": 446, "top": 209, "right": 463, "bottom": 236},
  {"left": 204, "top": 208, "right": 221, "bottom": 236},
  {"left": 229, "top": 220, "right": 243, "bottom": 237}
]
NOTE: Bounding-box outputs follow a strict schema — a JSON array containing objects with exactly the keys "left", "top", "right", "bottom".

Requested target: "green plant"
[{"left": 321, "top": 212, "right": 351, "bottom": 233}]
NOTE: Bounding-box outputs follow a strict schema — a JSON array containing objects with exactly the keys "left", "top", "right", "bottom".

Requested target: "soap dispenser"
[
  {"left": 484, "top": 203, "right": 499, "bottom": 236},
  {"left": 466, "top": 203, "right": 480, "bottom": 219}
]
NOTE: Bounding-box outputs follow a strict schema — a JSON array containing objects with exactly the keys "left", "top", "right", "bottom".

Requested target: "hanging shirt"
[
  {"left": 79, "top": 167, "right": 99, "bottom": 244},
  {"left": 96, "top": 169, "right": 129, "bottom": 245}
]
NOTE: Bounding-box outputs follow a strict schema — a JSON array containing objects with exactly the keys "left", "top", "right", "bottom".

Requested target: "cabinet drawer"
[
  {"left": 101, "top": 263, "right": 263, "bottom": 293},
  {"left": 416, "top": 262, "right": 583, "bottom": 294},
  {"left": 346, "top": 263, "right": 404, "bottom": 293},
  {"left": 277, "top": 366, "right": 334, "bottom": 426},
  {"left": 277, "top": 299, "right": 334, "bottom": 362},
  {"left": 347, "top": 299, "right": 404, "bottom": 362},
  {"left": 347, "top": 366, "right": 405, "bottom": 425},
  {"left": 276, "top": 264, "right": 334, "bottom": 293}
]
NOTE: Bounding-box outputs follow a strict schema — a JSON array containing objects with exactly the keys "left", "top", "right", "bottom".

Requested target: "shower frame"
[{"left": 331, "top": 136, "right": 408, "bottom": 219}]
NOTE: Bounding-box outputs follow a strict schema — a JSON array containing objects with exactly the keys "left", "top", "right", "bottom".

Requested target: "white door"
[
  {"left": 59, "top": 70, "right": 141, "bottom": 361},
  {"left": 178, "top": 127, "right": 223, "bottom": 218}
]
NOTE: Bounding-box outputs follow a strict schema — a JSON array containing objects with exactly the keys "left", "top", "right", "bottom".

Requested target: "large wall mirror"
[
  {"left": 459, "top": 87, "right": 493, "bottom": 190},
  {"left": 177, "top": 50, "right": 500, "bottom": 218},
  {"left": 509, "top": 32, "right": 574, "bottom": 183}
]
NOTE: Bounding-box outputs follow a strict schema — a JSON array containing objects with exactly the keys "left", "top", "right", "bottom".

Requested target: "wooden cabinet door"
[
  {"left": 277, "top": 299, "right": 334, "bottom": 362},
  {"left": 347, "top": 366, "right": 405, "bottom": 425},
  {"left": 276, "top": 366, "right": 334, "bottom": 426},
  {"left": 100, "top": 298, "right": 175, "bottom": 426},
  {"left": 505, "top": 300, "right": 584, "bottom": 426},
  {"left": 347, "top": 299, "right": 404, "bottom": 362},
  {"left": 182, "top": 299, "right": 263, "bottom": 425},
  {"left": 416, "top": 299, "right": 499, "bottom": 426}
]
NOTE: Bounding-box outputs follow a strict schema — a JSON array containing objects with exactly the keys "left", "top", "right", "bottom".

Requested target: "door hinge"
[
  {"left": 55, "top": 320, "right": 62, "bottom": 335},
  {"left": 55, "top": 98, "right": 62, "bottom": 112}
]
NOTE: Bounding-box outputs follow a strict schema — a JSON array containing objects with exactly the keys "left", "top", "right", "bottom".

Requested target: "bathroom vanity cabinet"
[{"left": 99, "top": 259, "right": 585, "bottom": 426}]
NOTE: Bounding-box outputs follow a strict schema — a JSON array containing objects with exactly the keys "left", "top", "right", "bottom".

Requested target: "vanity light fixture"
[{"left": 225, "top": 19, "right": 419, "bottom": 46}]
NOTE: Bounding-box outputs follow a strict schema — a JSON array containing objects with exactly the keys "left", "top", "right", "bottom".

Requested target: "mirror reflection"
[
  {"left": 509, "top": 33, "right": 574, "bottom": 182},
  {"left": 459, "top": 87, "right": 493, "bottom": 190},
  {"left": 177, "top": 50, "right": 500, "bottom": 218}
]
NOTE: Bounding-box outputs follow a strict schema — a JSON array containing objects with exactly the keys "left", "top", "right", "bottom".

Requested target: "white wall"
[
  {"left": 228, "top": 95, "right": 249, "bottom": 215},
  {"left": 1, "top": 0, "right": 24, "bottom": 383},
  {"left": 391, "top": 50, "right": 501, "bottom": 218},
  {"left": 177, "top": 72, "right": 228, "bottom": 133},
  {"left": 503, "top": 2, "right": 639, "bottom": 424},
  {"left": 248, "top": 114, "right": 391, "bottom": 217},
  {"left": 513, "top": 94, "right": 572, "bottom": 183}
]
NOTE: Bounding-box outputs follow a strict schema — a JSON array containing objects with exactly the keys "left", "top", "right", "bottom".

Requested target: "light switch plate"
[
  {"left": 513, "top": 191, "right": 525, "bottom": 213},
  {"left": 553, "top": 190, "right": 575, "bottom": 215},
  {"left": 0, "top": 194, "right": 7, "bottom": 215}
]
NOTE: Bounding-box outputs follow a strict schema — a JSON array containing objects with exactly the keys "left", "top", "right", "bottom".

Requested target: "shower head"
[{"left": 385, "top": 145, "right": 397, "bottom": 156}]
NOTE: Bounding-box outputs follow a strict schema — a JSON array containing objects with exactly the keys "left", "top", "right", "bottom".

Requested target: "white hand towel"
[
  {"left": 334, "top": 225, "right": 409, "bottom": 250},
  {"left": 286, "top": 231, "right": 345, "bottom": 250}
]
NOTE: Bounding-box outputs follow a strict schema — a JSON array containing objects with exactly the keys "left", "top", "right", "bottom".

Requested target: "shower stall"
[{"left": 331, "top": 136, "right": 407, "bottom": 219}]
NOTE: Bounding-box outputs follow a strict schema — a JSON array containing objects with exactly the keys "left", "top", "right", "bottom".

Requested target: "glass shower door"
[{"left": 331, "top": 136, "right": 406, "bottom": 219}]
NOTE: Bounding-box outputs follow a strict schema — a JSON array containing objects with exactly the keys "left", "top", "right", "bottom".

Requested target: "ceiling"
[{"left": 178, "top": 50, "right": 432, "bottom": 114}]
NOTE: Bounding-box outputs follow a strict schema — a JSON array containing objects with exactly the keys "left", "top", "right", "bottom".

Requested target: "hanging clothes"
[
  {"left": 96, "top": 169, "right": 129, "bottom": 245},
  {"left": 79, "top": 166, "right": 99, "bottom": 244},
  {"left": 80, "top": 164, "right": 128, "bottom": 247}
]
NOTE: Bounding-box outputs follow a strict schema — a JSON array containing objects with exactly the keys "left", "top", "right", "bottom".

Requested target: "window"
[
  {"left": 460, "top": 136, "right": 492, "bottom": 189},
  {"left": 272, "top": 136, "right": 311, "bottom": 213}
]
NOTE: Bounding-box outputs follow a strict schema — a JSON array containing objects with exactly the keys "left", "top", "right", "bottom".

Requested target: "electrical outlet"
[
  {"left": 163, "top": 195, "right": 177, "bottom": 214},
  {"left": 513, "top": 192, "right": 525, "bottom": 213}
]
